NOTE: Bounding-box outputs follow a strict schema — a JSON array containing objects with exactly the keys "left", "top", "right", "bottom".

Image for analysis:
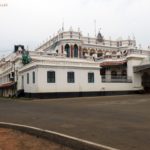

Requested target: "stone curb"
[{"left": 0, "top": 122, "right": 119, "bottom": 150}]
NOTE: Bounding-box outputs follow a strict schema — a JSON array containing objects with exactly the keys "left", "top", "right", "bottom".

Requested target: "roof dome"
[{"left": 97, "top": 32, "right": 104, "bottom": 42}]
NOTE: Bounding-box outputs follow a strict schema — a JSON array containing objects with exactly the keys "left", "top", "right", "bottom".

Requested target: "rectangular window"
[
  {"left": 27, "top": 73, "right": 29, "bottom": 84},
  {"left": 88, "top": 73, "right": 94, "bottom": 83},
  {"left": 33, "top": 71, "right": 35, "bottom": 84},
  {"left": 21, "top": 75, "right": 24, "bottom": 89},
  {"left": 67, "top": 72, "right": 75, "bottom": 83},
  {"left": 47, "top": 71, "right": 55, "bottom": 83}
]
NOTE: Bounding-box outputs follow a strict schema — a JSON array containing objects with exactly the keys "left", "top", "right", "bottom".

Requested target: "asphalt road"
[{"left": 0, "top": 94, "right": 150, "bottom": 150}]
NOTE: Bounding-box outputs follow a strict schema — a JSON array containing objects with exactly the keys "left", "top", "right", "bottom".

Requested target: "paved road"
[{"left": 0, "top": 95, "right": 150, "bottom": 150}]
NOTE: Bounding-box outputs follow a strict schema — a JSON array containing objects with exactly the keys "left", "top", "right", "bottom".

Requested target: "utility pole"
[
  {"left": 94, "top": 20, "right": 97, "bottom": 37},
  {"left": 62, "top": 18, "right": 64, "bottom": 31}
]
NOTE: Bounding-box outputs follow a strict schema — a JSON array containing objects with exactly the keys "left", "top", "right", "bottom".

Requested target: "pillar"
[
  {"left": 71, "top": 45, "right": 74, "bottom": 58},
  {"left": 79, "top": 46, "right": 81, "bottom": 58},
  {"left": 61, "top": 45, "right": 64, "bottom": 54}
]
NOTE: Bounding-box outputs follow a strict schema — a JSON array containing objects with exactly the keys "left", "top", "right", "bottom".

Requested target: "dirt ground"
[{"left": 0, "top": 128, "right": 72, "bottom": 150}]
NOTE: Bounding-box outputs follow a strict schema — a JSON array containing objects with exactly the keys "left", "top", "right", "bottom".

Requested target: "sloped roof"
[
  {"left": 100, "top": 60, "right": 126, "bottom": 67},
  {"left": 0, "top": 82, "right": 16, "bottom": 89}
]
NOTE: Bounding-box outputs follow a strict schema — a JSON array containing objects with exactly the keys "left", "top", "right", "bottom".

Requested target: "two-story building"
[{"left": 0, "top": 29, "right": 150, "bottom": 98}]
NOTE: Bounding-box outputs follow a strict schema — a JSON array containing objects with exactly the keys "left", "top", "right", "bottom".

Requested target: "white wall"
[
  {"left": 127, "top": 57, "right": 143, "bottom": 88},
  {"left": 36, "top": 67, "right": 101, "bottom": 93},
  {"left": 19, "top": 64, "right": 144, "bottom": 94},
  {"left": 100, "top": 82, "right": 142, "bottom": 91},
  {"left": 18, "top": 68, "right": 38, "bottom": 93},
  {"left": 20, "top": 65, "right": 143, "bottom": 94},
  {"left": 17, "top": 55, "right": 146, "bottom": 94}
]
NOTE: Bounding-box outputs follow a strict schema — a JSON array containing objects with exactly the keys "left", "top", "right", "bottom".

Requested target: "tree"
[{"left": 22, "top": 51, "right": 31, "bottom": 65}]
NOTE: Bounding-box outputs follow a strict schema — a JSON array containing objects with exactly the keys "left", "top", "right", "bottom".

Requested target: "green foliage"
[{"left": 22, "top": 51, "right": 31, "bottom": 65}]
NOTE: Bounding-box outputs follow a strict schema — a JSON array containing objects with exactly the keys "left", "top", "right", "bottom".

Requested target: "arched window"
[
  {"left": 112, "top": 51, "right": 116, "bottom": 55},
  {"left": 65, "top": 44, "right": 70, "bottom": 57},
  {"left": 97, "top": 50, "right": 103, "bottom": 57},
  {"left": 82, "top": 48, "right": 88, "bottom": 57},
  {"left": 105, "top": 51, "right": 111, "bottom": 58},
  {"left": 74, "top": 44, "right": 78, "bottom": 58},
  {"left": 90, "top": 49, "right": 95, "bottom": 56}
]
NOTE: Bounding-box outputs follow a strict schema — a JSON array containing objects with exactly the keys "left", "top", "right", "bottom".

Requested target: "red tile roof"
[
  {"left": 100, "top": 60, "right": 126, "bottom": 67},
  {"left": 0, "top": 82, "right": 16, "bottom": 89}
]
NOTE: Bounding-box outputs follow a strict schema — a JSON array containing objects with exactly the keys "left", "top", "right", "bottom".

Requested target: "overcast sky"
[{"left": 0, "top": 0, "right": 150, "bottom": 56}]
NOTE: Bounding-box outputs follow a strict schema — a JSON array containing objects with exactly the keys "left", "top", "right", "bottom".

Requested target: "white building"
[{"left": 0, "top": 29, "right": 150, "bottom": 98}]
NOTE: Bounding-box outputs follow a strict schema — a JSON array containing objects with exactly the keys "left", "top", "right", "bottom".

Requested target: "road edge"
[{"left": 0, "top": 122, "right": 119, "bottom": 150}]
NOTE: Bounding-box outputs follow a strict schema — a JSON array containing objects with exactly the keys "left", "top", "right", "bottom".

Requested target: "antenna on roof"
[
  {"left": 26, "top": 45, "right": 29, "bottom": 51},
  {"left": 62, "top": 18, "right": 64, "bottom": 31},
  {"left": 78, "top": 27, "right": 80, "bottom": 32},
  {"left": 132, "top": 34, "right": 135, "bottom": 40},
  {"left": 99, "top": 28, "right": 102, "bottom": 32}
]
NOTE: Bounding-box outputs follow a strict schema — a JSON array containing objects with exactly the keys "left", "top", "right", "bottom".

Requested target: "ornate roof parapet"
[{"left": 96, "top": 31, "right": 104, "bottom": 43}]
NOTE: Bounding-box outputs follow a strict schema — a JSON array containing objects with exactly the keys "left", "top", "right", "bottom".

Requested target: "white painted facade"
[
  {"left": 0, "top": 29, "right": 150, "bottom": 98},
  {"left": 18, "top": 58, "right": 101, "bottom": 94}
]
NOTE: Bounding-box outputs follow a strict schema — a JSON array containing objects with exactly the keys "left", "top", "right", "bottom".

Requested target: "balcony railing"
[
  {"left": 128, "top": 49, "right": 150, "bottom": 55},
  {"left": 102, "top": 75, "right": 132, "bottom": 83},
  {"left": 95, "top": 49, "right": 150, "bottom": 62}
]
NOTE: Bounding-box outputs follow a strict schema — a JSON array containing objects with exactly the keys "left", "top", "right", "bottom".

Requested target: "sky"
[{"left": 0, "top": 0, "right": 150, "bottom": 57}]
